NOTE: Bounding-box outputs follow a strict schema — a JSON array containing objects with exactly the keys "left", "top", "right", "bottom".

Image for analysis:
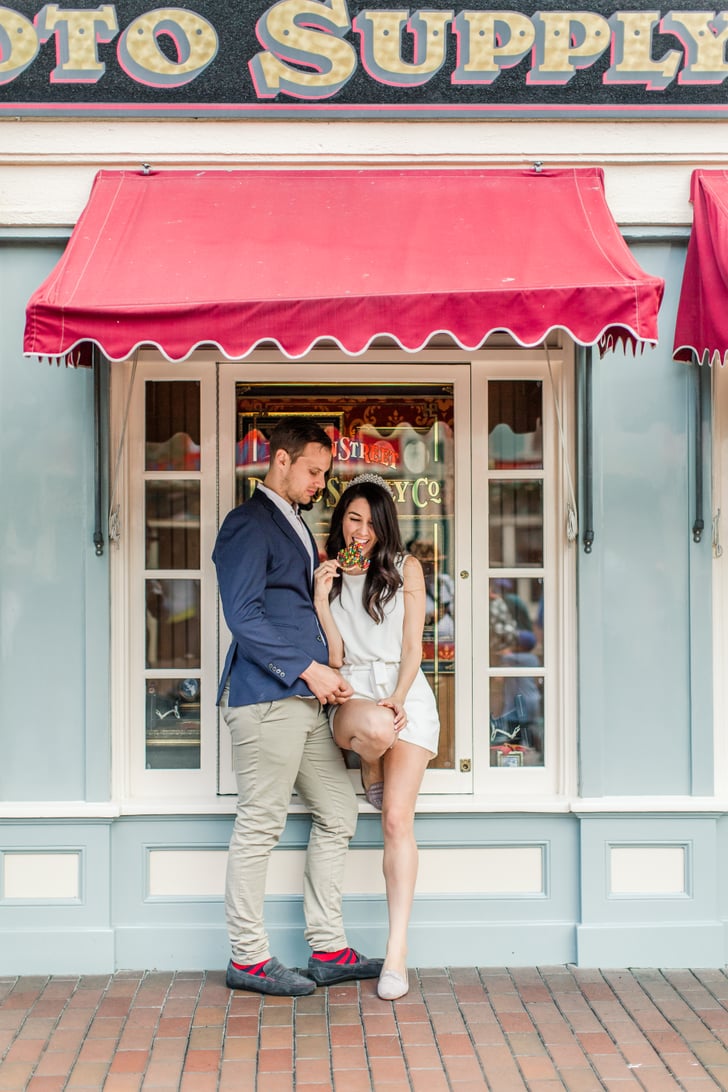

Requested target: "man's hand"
[{"left": 300, "top": 661, "right": 354, "bottom": 705}]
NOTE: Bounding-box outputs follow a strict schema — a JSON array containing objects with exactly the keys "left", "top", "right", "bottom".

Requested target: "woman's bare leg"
[
  {"left": 379, "top": 741, "right": 431, "bottom": 977},
  {"left": 332, "top": 699, "right": 397, "bottom": 799}
]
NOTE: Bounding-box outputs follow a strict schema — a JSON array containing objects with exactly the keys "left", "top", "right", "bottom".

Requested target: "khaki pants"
[{"left": 222, "top": 690, "right": 358, "bottom": 963}]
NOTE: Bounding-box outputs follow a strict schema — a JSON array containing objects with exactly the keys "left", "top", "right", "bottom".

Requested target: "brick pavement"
[{"left": 2, "top": 967, "right": 728, "bottom": 1090}]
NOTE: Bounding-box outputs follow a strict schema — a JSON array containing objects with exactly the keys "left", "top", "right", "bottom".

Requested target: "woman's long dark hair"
[{"left": 326, "top": 481, "right": 404, "bottom": 623}]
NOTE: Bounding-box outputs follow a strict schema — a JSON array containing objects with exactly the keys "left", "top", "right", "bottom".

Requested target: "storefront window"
[
  {"left": 489, "top": 481, "right": 544, "bottom": 567},
  {"left": 234, "top": 383, "right": 456, "bottom": 770},
  {"left": 143, "top": 381, "right": 202, "bottom": 771},
  {"left": 145, "top": 481, "right": 200, "bottom": 570},
  {"left": 486, "top": 379, "right": 546, "bottom": 769},
  {"left": 145, "top": 381, "right": 201, "bottom": 471},
  {"left": 120, "top": 354, "right": 571, "bottom": 801}
]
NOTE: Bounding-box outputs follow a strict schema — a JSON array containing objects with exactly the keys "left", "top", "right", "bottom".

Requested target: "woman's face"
[{"left": 341, "top": 496, "right": 378, "bottom": 559}]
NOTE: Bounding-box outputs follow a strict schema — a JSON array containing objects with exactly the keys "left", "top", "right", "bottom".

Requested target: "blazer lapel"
[
  {"left": 301, "top": 519, "right": 318, "bottom": 593},
  {"left": 253, "top": 489, "right": 315, "bottom": 587}
]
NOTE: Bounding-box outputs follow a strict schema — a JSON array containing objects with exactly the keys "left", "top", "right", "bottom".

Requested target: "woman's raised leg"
[{"left": 332, "top": 698, "right": 398, "bottom": 805}]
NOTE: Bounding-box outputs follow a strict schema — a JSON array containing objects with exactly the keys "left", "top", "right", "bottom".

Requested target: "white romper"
[{"left": 329, "top": 557, "right": 440, "bottom": 757}]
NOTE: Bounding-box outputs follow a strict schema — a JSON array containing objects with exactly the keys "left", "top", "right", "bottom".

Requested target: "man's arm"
[
  {"left": 213, "top": 507, "right": 314, "bottom": 682},
  {"left": 300, "top": 660, "right": 353, "bottom": 705}
]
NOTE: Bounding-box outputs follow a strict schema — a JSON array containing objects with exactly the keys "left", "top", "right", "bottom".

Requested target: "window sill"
[{"left": 1, "top": 794, "right": 725, "bottom": 820}]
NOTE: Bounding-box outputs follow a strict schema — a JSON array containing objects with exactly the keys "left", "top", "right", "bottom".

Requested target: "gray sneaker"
[{"left": 226, "top": 957, "right": 316, "bottom": 996}]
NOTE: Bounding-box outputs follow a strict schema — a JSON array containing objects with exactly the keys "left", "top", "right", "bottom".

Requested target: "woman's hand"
[
  {"left": 313, "top": 559, "right": 340, "bottom": 606},
  {"left": 378, "top": 697, "right": 407, "bottom": 733}
]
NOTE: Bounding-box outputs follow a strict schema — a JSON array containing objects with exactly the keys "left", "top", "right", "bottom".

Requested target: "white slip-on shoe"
[{"left": 377, "top": 969, "right": 409, "bottom": 1000}]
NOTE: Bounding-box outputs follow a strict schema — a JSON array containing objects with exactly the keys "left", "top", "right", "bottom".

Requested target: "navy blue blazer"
[{"left": 212, "top": 487, "right": 329, "bottom": 707}]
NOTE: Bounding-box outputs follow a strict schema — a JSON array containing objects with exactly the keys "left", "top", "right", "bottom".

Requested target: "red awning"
[
  {"left": 674, "top": 170, "right": 728, "bottom": 366},
  {"left": 24, "top": 167, "right": 663, "bottom": 364}
]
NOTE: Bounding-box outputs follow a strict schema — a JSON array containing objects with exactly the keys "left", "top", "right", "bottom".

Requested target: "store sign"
[
  {"left": 242, "top": 475, "right": 443, "bottom": 508},
  {"left": 1, "top": 0, "right": 726, "bottom": 117}
]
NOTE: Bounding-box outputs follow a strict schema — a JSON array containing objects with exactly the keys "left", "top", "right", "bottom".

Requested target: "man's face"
[{"left": 278, "top": 442, "right": 332, "bottom": 507}]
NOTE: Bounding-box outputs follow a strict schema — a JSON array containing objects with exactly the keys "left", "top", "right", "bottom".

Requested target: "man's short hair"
[{"left": 269, "top": 416, "right": 332, "bottom": 464}]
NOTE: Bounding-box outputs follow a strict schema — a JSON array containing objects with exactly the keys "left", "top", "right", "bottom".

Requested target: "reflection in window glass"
[
  {"left": 146, "top": 579, "right": 200, "bottom": 669},
  {"left": 489, "top": 578, "right": 543, "bottom": 667},
  {"left": 145, "top": 677, "right": 201, "bottom": 769},
  {"left": 489, "top": 676, "right": 544, "bottom": 767},
  {"left": 488, "top": 380, "right": 542, "bottom": 468},
  {"left": 145, "top": 381, "right": 201, "bottom": 471},
  {"left": 486, "top": 378, "right": 547, "bottom": 776},
  {"left": 145, "top": 482, "right": 200, "bottom": 569},
  {"left": 142, "top": 379, "right": 204, "bottom": 782},
  {"left": 489, "top": 481, "right": 543, "bottom": 567}
]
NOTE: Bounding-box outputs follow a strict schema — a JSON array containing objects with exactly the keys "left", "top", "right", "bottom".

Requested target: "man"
[{"left": 213, "top": 416, "right": 383, "bottom": 996}]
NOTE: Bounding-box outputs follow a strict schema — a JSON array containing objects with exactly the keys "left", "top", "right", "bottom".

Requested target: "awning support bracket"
[
  {"left": 108, "top": 353, "right": 138, "bottom": 546},
  {"left": 712, "top": 362, "right": 723, "bottom": 559},
  {"left": 582, "top": 347, "right": 595, "bottom": 554},
  {"left": 93, "top": 348, "right": 104, "bottom": 557},
  {"left": 693, "top": 355, "right": 705, "bottom": 544}
]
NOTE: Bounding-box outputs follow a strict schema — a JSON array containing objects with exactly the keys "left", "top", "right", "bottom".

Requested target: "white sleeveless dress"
[{"left": 329, "top": 558, "right": 440, "bottom": 757}]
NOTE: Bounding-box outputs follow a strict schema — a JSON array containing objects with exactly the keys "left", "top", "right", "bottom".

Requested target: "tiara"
[{"left": 346, "top": 472, "right": 394, "bottom": 495}]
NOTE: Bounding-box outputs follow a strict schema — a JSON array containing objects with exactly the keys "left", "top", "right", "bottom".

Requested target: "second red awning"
[{"left": 674, "top": 170, "right": 728, "bottom": 366}]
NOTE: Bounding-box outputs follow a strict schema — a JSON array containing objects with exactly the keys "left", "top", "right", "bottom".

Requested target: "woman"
[{"left": 313, "top": 474, "right": 440, "bottom": 1001}]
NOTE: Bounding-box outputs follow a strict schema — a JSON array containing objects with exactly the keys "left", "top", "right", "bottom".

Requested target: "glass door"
[{"left": 217, "top": 360, "right": 472, "bottom": 796}]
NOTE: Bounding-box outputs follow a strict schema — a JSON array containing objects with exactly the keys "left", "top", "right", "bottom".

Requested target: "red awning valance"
[
  {"left": 674, "top": 170, "right": 728, "bottom": 366},
  {"left": 24, "top": 167, "right": 663, "bottom": 364}
]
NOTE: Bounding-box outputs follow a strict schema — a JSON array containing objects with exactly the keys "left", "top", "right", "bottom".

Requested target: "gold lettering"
[
  {"left": 392, "top": 480, "right": 411, "bottom": 504},
  {"left": 118, "top": 8, "right": 217, "bottom": 88},
  {"left": 604, "top": 11, "right": 681, "bottom": 89},
  {"left": 325, "top": 479, "right": 343, "bottom": 507},
  {"left": 452, "top": 11, "right": 534, "bottom": 84},
  {"left": 428, "top": 479, "right": 442, "bottom": 504},
  {"left": 35, "top": 4, "right": 117, "bottom": 82},
  {"left": 662, "top": 10, "right": 728, "bottom": 83},
  {"left": 529, "top": 10, "right": 610, "bottom": 84},
  {"left": 0, "top": 5, "right": 38, "bottom": 83},
  {"left": 354, "top": 8, "right": 453, "bottom": 85},
  {"left": 247, "top": 475, "right": 264, "bottom": 499},
  {"left": 250, "top": 0, "right": 356, "bottom": 99}
]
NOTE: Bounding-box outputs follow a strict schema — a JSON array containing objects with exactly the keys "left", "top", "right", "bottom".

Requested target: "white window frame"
[
  {"left": 471, "top": 349, "right": 577, "bottom": 799},
  {"left": 110, "top": 346, "right": 577, "bottom": 808},
  {"left": 110, "top": 354, "right": 219, "bottom": 804}
]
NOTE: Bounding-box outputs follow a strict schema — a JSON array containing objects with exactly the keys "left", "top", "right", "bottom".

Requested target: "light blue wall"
[
  {"left": 1, "top": 238, "right": 723, "bottom": 974},
  {"left": 6, "top": 810, "right": 727, "bottom": 974},
  {"left": 576, "top": 812, "right": 723, "bottom": 967},
  {"left": 577, "top": 239, "right": 713, "bottom": 797},
  {"left": 3, "top": 239, "right": 706, "bottom": 808},
  {"left": 0, "top": 239, "right": 110, "bottom": 802}
]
